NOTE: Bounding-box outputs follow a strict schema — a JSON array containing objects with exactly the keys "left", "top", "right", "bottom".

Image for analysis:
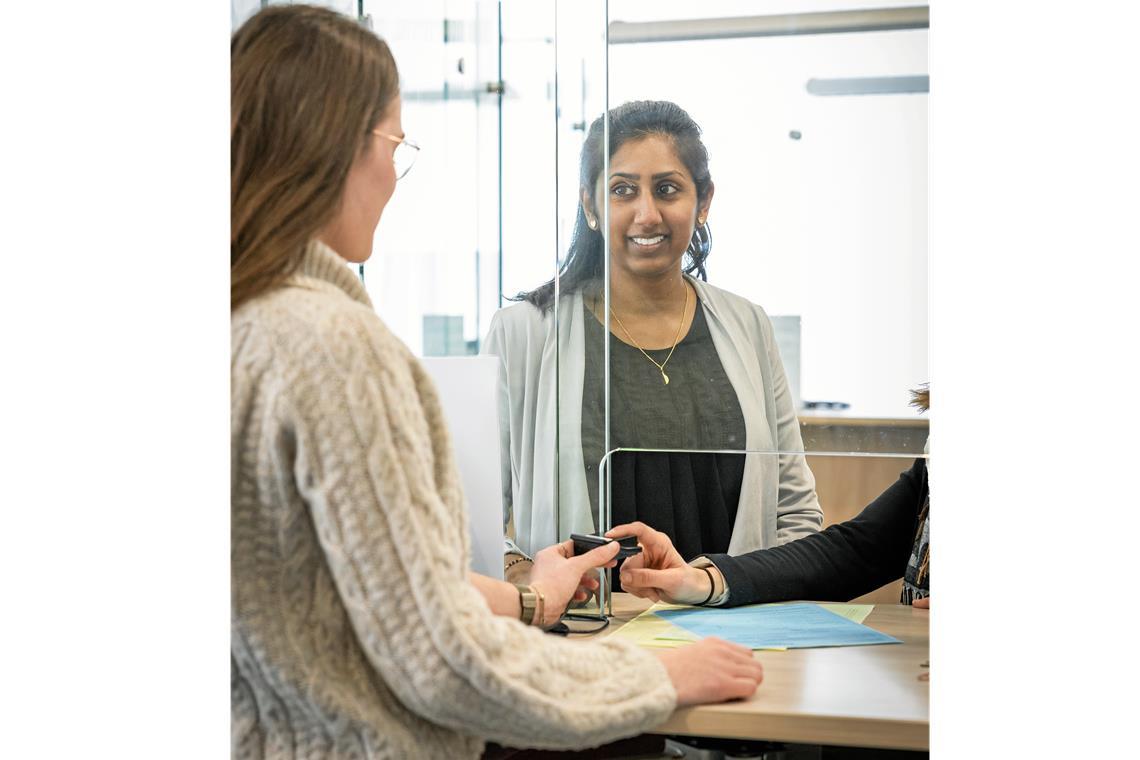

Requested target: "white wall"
[{"left": 232, "top": 0, "right": 358, "bottom": 30}]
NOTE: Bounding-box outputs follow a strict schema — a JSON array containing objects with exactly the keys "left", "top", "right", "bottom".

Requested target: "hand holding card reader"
[
  {"left": 570, "top": 533, "right": 642, "bottom": 559},
  {"left": 556, "top": 534, "right": 635, "bottom": 636}
]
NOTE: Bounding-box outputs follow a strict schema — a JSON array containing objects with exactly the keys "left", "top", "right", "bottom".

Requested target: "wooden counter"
[{"left": 594, "top": 594, "right": 930, "bottom": 751}]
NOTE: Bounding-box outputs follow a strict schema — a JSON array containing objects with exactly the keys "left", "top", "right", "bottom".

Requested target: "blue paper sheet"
[{"left": 653, "top": 602, "right": 901, "bottom": 649}]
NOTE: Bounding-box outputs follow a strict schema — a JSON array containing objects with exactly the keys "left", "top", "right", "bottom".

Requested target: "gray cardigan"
[{"left": 483, "top": 276, "right": 823, "bottom": 558}]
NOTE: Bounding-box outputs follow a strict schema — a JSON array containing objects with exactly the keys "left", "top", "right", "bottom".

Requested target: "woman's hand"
[
  {"left": 655, "top": 638, "right": 764, "bottom": 706},
  {"left": 607, "top": 522, "right": 710, "bottom": 604},
  {"left": 528, "top": 539, "right": 620, "bottom": 627}
]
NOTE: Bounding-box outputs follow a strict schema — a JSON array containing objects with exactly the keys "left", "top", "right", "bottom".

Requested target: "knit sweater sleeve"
[
  {"left": 275, "top": 305, "right": 676, "bottom": 749},
  {"left": 706, "top": 459, "right": 926, "bottom": 605}
]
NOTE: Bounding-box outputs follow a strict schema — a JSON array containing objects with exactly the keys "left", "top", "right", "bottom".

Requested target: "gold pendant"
[{"left": 662, "top": 371, "right": 670, "bottom": 385}]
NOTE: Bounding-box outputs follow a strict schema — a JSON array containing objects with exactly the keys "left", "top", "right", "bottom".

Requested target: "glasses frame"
[{"left": 372, "top": 130, "right": 420, "bottom": 180}]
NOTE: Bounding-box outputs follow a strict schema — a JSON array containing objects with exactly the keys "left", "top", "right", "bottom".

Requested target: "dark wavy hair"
[{"left": 517, "top": 100, "right": 714, "bottom": 311}]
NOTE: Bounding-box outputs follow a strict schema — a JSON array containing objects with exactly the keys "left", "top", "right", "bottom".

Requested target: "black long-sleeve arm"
[{"left": 704, "top": 458, "right": 927, "bottom": 606}]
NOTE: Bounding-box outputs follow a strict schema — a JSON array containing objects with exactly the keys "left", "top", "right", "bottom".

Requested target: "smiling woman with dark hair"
[{"left": 485, "top": 101, "right": 823, "bottom": 583}]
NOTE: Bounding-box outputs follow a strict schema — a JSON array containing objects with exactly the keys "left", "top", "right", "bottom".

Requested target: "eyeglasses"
[{"left": 372, "top": 130, "right": 420, "bottom": 180}]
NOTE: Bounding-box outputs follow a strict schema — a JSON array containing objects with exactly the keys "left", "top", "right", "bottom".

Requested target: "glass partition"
[
  {"left": 598, "top": 448, "right": 926, "bottom": 605},
  {"left": 490, "top": 0, "right": 614, "bottom": 618},
  {"left": 592, "top": 0, "right": 929, "bottom": 614},
  {"left": 558, "top": 4, "right": 608, "bottom": 538},
  {"left": 484, "top": 1, "right": 929, "bottom": 619}
]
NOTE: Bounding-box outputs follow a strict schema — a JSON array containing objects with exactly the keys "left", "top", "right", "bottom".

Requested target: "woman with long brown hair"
[{"left": 230, "top": 6, "right": 762, "bottom": 758}]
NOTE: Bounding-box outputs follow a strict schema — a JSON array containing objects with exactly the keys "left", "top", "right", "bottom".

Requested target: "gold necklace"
[{"left": 607, "top": 283, "right": 690, "bottom": 385}]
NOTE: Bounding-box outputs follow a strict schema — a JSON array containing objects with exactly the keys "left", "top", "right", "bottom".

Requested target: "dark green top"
[{"left": 581, "top": 301, "right": 747, "bottom": 561}]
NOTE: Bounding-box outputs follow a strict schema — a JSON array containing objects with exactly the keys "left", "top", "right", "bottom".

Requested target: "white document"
[{"left": 420, "top": 356, "right": 505, "bottom": 579}]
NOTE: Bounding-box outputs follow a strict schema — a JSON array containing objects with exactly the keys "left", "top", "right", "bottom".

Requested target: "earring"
[
  {"left": 587, "top": 217, "right": 597, "bottom": 230},
  {"left": 686, "top": 220, "right": 712, "bottom": 264},
  {"left": 697, "top": 216, "right": 706, "bottom": 225}
]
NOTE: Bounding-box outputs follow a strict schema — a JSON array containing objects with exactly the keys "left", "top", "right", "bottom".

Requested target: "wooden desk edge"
[
  {"left": 653, "top": 710, "right": 929, "bottom": 752},
  {"left": 799, "top": 415, "right": 929, "bottom": 428}
]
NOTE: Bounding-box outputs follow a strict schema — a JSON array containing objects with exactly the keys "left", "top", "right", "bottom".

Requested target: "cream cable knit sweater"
[{"left": 231, "top": 241, "right": 676, "bottom": 759}]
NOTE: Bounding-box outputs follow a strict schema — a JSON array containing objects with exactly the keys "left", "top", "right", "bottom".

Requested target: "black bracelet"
[{"left": 696, "top": 566, "right": 716, "bottom": 606}]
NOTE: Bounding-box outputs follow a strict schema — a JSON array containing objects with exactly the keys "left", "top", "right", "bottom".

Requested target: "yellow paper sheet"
[
  {"left": 610, "top": 602, "right": 698, "bottom": 649},
  {"left": 610, "top": 601, "right": 875, "bottom": 649},
  {"left": 817, "top": 603, "right": 874, "bottom": 625}
]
